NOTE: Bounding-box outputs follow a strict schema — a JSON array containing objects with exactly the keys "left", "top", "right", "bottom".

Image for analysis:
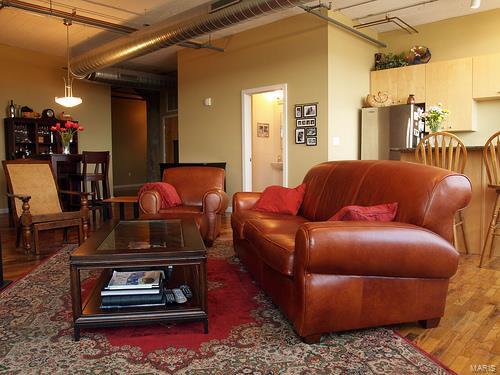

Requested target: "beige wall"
[
  {"left": 251, "top": 92, "right": 283, "bottom": 191},
  {"left": 380, "top": 9, "right": 500, "bottom": 145},
  {"left": 178, "top": 14, "right": 328, "bottom": 201},
  {"left": 327, "top": 11, "right": 379, "bottom": 160},
  {"left": 111, "top": 97, "right": 147, "bottom": 187},
  {"left": 0, "top": 43, "right": 112, "bottom": 209}
]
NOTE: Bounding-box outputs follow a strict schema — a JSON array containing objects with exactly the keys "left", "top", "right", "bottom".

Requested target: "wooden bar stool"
[
  {"left": 479, "top": 130, "right": 500, "bottom": 267},
  {"left": 416, "top": 132, "right": 470, "bottom": 253}
]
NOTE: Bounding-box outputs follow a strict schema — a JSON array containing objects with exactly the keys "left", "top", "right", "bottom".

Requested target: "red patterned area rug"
[{"left": 0, "top": 238, "right": 453, "bottom": 374}]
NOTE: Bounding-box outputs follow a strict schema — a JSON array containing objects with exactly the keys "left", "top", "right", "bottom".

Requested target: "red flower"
[
  {"left": 50, "top": 126, "right": 56, "bottom": 131},
  {"left": 60, "top": 128, "right": 67, "bottom": 132},
  {"left": 55, "top": 123, "right": 61, "bottom": 130},
  {"left": 78, "top": 127, "right": 84, "bottom": 132}
]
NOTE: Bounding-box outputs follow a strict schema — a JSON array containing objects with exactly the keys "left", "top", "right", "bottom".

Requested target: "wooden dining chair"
[
  {"left": 3, "top": 160, "right": 90, "bottom": 255},
  {"left": 415, "top": 132, "right": 469, "bottom": 253},
  {"left": 70, "top": 151, "right": 110, "bottom": 225},
  {"left": 479, "top": 130, "right": 500, "bottom": 267}
]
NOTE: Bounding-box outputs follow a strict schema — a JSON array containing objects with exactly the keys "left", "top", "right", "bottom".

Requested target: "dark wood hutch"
[{"left": 4, "top": 117, "right": 78, "bottom": 160}]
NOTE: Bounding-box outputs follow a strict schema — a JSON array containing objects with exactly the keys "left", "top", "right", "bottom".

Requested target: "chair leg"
[
  {"left": 458, "top": 210, "right": 469, "bottom": 255},
  {"left": 480, "top": 194, "right": 500, "bottom": 267},
  {"left": 78, "top": 223, "right": 83, "bottom": 245},
  {"left": 63, "top": 228, "right": 69, "bottom": 243},
  {"left": 21, "top": 224, "right": 33, "bottom": 255},
  {"left": 33, "top": 227, "right": 40, "bottom": 256},
  {"left": 452, "top": 216, "right": 459, "bottom": 251},
  {"left": 16, "top": 227, "right": 21, "bottom": 248}
]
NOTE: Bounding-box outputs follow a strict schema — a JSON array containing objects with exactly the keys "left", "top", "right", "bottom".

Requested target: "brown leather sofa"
[
  {"left": 139, "top": 166, "right": 228, "bottom": 245},
  {"left": 231, "top": 160, "right": 472, "bottom": 343}
]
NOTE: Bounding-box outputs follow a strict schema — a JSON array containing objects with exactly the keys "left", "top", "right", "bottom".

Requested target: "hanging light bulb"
[
  {"left": 55, "top": 19, "right": 82, "bottom": 108},
  {"left": 470, "top": 0, "right": 481, "bottom": 9}
]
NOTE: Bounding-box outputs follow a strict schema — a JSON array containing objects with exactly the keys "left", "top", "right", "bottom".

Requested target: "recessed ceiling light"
[{"left": 470, "top": 0, "right": 481, "bottom": 9}]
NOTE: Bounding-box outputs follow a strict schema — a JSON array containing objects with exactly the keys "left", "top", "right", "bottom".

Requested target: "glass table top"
[{"left": 97, "top": 220, "right": 183, "bottom": 251}]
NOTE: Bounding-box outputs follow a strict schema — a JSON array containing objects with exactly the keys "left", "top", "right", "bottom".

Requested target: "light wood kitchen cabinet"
[
  {"left": 370, "top": 69, "right": 398, "bottom": 102},
  {"left": 396, "top": 65, "right": 426, "bottom": 104},
  {"left": 473, "top": 53, "right": 500, "bottom": 100},
  {"left": 370, "top": 65, "right": 425, "bottom": 105},
  {"left": 425, "top": 57, "right": 475, "bottom": 131}
]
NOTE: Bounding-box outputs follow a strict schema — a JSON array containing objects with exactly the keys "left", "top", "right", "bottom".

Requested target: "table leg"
[
  {"left": 199, "top": 260, "right": 208, "bottom": 333},
  {"left": 203, "top": 319, "right": 208, "bottom": 334},
  {"left": 119, "top": 202, "right": 125, "bottom": 220},
  {"left": 133, "top": 203, "right": 139, "bottom": 219},
  {"left": 70, "top": 265, "right": 82, "bottom": 341}
]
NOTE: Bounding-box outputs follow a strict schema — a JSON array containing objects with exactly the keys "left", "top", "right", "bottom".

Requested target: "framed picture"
[
  {"left": 306, "top": 127, "right": 317, "bottom": 136},
  {"left": 295, "top": 105, "right": 303, "bottom": 118},
  {"left": 257, "top": 123, "right": 269, "bottom": 137},
  {"left": 303, "top": 104, "right": 317, "bottom": 118},
  {"left": 306, "top": 137, "right": 317, "bottom": 146},
  {"left": 295, "top": 128, "right": 305, "bottom": 144}
]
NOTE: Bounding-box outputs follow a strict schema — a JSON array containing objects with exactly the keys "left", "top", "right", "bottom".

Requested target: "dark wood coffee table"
[{"left": 69, "top": 218, "right": 208, "bottom": 341}]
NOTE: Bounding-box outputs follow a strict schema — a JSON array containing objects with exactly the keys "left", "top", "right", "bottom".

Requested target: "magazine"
[{"left": 105, "top": 270, "right": 163, "bottom": 290}]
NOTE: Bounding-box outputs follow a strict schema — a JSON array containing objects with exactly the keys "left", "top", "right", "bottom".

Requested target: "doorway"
[{"left": 241, "top": 84, "right": 288, "bottom": 191}]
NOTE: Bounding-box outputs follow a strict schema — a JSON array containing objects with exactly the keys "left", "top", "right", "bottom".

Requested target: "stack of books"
[{"left": 100, "top": 270, "right": 166, "bottom": 309}]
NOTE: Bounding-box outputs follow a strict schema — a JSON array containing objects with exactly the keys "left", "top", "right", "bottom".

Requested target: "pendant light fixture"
[
  {"left": 470, "top": 0, "right": 481, "bottom": 8},
  {"left": 55, "top": 19, "right": 82, "bottom": 108}
]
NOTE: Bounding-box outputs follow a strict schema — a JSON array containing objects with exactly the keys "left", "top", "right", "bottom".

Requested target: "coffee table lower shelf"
[{"left": 72, "top": 272, "right": 208, "bottom": 341}]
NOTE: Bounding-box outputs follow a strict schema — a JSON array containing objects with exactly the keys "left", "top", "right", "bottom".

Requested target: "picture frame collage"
[{"left": 294, "top": 103, "right": 317, "bottom": 146}]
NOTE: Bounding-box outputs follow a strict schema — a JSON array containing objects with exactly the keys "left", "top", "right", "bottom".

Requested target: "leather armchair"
[{"left": 139, "top": 166, "right": 228, "bottom": 245}]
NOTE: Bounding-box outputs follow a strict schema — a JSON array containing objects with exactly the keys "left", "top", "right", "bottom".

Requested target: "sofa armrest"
[
  {"left": 232, "top": 192, "right": 261, "bottom": 213},
  {"left": 203, "top": 189, "right": 228, "bottom": 214},
  {"left": 294, "top": 221, "right": 459, "bottom": 279},
  {"left": 138, "top": 190, "right": 161, "bottom": 214}
]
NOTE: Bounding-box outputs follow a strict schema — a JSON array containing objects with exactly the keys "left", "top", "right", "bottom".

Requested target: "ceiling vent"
[{"left": 209, "top": 0, "right": 242, "bottom": 13}]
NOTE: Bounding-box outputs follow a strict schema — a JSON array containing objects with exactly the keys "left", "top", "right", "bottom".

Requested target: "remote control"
[
  {"left": 172, "top": 288, "right": 187, "bottom": 304},
  {"left": 179, "top": 284, "right": 192, "bottom": 299},
  {"left": 165, "top": 289, "right": 176, "bottom": 304}
]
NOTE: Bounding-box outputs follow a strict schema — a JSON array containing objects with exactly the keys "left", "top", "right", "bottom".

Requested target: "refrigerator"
[{"left": 361, "top": 104, "right": 425, "bottom": 160}]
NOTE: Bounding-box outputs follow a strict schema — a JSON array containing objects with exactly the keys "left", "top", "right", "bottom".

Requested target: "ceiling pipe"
[
  {"left": 0, "top": 0, "right": 136, "bottom": 33},
  {"left": 354, "top": 0, "right": 439, "bottom": 21},
  {"left": 87, "top": 68, "right": 175, "bottom": 90},
  {"left": 70, "top": 0, "right": 312, "bottom": 78}
]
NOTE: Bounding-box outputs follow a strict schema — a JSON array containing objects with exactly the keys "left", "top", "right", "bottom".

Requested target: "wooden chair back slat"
[
  {"left": 483, "top": 131, "right": 500, "bottom": 187},
  {"left": 415, "top": 132, "right": 467, "bottom": 173}
]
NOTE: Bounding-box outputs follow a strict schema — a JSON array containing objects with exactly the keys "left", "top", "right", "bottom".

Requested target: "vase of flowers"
[
  {"left": 51, "top": 121, "right": 84, "bottom": 155},
  {"left": 419, "top": 103, "right": 449, "bottom": 133}
]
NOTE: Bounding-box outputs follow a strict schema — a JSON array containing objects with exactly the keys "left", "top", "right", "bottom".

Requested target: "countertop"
[{"left": 391, "top": 146, "right": 484, "bottom": 153}]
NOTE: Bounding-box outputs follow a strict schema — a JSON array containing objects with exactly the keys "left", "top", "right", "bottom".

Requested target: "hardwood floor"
[{"left": 1, "top": 212, "right": 498, "bottom": 374}]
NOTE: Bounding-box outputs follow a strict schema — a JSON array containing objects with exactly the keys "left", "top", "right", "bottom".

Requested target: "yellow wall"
[
  {"left": 111, "top": 97, "right": 147, "bottom": 188},
  {"left": 328, "top": 11, "right": 379, "bottom": 160},
  {"left": 380, "top": 9, "right": 500, "bottom": 145},
  {"left": 251, "top": 92, "right": 283, "bottom": 191},
  {"left": 178, "top": 14, "right": 328, "bottom": 201},
  {"left": 0, "top": 43, "right": 113, "bottom": 209}
]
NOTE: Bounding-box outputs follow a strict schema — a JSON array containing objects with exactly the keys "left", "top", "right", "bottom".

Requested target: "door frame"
[{"left": 241, "top": 83, "right": 288, "bottom": 192}]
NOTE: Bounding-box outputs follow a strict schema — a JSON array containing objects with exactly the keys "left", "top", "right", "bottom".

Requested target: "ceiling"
[{"left": 0, "top": 0, "right": 498, "bottom": 73}]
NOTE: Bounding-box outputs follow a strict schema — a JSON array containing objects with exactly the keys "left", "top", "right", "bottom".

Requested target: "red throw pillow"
[
  {"left": 253, "top": 183, "right": 306, "bottom": 216},
  {"left": 138, "top": 182, "right": 182, "bottom": 208},
  {"left": 329, "top": 202, "right": 398, "bottom": 222}
]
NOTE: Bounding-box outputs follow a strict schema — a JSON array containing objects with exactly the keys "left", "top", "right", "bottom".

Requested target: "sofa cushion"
[
  {"left": 232, "top": 210, "right": 307, "bottom": 240},
  {"left": 243, "top": 219, "right": 305, "bottom": 276},
  {"left": 253, "top": 184, "right": 306, "bottom": 215},
  {"left": 329, "top": 203, "right": 398, "bottom": 222}
]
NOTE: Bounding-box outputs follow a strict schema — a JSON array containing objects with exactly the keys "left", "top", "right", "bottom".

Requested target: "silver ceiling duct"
[
  {"left": 87, "top": 68, "right": 175, "bottom": 90},
  {"left": 70, "top": 0, "right": 311, "bottom": 77}
]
